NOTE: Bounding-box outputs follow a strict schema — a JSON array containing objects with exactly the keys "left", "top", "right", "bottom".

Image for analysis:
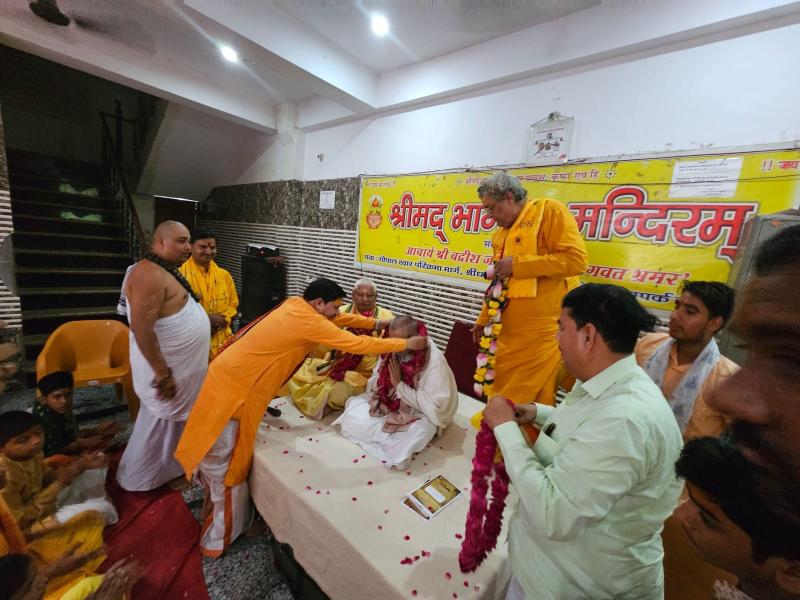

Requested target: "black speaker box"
[{"left": 240, "top": 255, "right": 287, "bottom": 325}]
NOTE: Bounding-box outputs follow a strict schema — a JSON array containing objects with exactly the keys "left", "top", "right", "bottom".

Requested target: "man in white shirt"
[{"left": 484, "top": 283, "right": 683, "bottom": 600}]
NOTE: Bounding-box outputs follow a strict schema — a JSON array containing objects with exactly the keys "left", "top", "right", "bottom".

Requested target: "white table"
[{"left": 250, "top": 394, "right": 511, "bottom": 600}]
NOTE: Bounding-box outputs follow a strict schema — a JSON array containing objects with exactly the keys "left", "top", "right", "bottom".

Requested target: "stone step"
[
  {"left": 11, "top": 186, "right": 113, "bottom": 211},
  {"left": 13, "top": 214, "right": 122, "bottom": 237},
  {"left": 15, "top": 249, "right": 131, "bottom": 270},
  {"left": 10, "top": 173, "right": 108, "bottom": 196},
  {"left": 16, "top": 266, "right": 126, "bottom": 290},
  {"left": 12, "top": 200, "right": 116, "bottom": 222},
  {"left": 13, "top": 231, "right": 128, "bottom": 253},
  {"left": 21, "top": 307, "right": 123, "bottom": 336},
  {"left": 19, "top": 286, "right": 122, "bottom": 311}
]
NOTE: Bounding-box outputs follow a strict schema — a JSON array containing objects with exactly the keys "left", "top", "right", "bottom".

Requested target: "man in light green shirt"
[{"left": 485, "top": 283, "right": 683, "bottom": 600}]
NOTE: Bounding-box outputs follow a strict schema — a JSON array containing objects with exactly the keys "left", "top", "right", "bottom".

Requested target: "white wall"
[
  {"left": 300, "top": 22, "right": 800, "bottom": 181},
  {"left": 136, "top": 103, "right": 274, "bottom": 200}
]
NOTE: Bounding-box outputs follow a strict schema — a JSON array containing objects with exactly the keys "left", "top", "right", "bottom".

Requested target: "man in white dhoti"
[
  {"left": 116, "top": 221, "right": 210, "bottom": 491},
  {"left": 334, "top": 316, "right": 458, "bottom": 470}
]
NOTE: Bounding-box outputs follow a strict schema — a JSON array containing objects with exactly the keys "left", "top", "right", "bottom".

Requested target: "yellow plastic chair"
[{"left": 35, "top": 320, "right": 139, "bottom": 420}]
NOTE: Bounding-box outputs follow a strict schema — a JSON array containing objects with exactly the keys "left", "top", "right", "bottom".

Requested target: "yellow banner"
[{"left": 356, "top": 150, "right": 799, "bottom": 308}]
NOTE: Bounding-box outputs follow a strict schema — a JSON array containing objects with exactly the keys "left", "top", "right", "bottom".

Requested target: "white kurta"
[
  {"left": 117, "top": 298, "right": 210, "bottom": 491},
  {"left": 333, "top": 341, "right": 458, "bottom": 470}
]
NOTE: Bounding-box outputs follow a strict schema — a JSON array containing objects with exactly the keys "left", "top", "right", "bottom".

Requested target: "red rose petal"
[
  {"left": 299, "top": 415, "right": 305, "bottom": 418},
  {"left": 316, "top": 490, "right": 321, "bottom": 495},
  {"left": 400, "top": 557, "right": 413, "bottom": 565},
  {"left": 445, "top": 572, "right": 452, "bottom": 580},
  {"left": 367, "top": 480, "right": 374, "bottom": 485},
  {"left": 421, "top": 550, "right": 430, "bottom": 557},
  {"left": 353, "top": 459, "right": 359, "bottom": 463},
  {"left": 403, "top": 535, "right": 410, "bottom": 541},
  {"left": 305, "top": 486, "right": 312, "bottom": 490},
  {"left": 352, "top": 497, "right": 358, "bottom": 502},
  {"left": 452, "top": 594, "right": 458, "bottom": 599},
  {"left": 463, "top": 581, "right": 469, "bottom": 587},
  {"left": 326, "top": 491, "right": 330, "bottom": 495},
  {"left": 282, "top": 450, "right": 289, "bottom": 454},
  {"left": 377, "top": 525, "right": 383, "bottom": 530},
  {"left": 473, "top": 586, "right": 480, "bottom": 592},
  {"left": 406, "top": 471, "right": 412, "bottom": 475},
  {"left": 361, "top": 454, "right": 366, "bottom": 458},
  {"left": 384, "top": 509, "right": 390, "bottom": 514},
  {"left": 455, "top": 533, "right": 463, "bottom": 539},
  {"left": 308, "top": 437, "right": 312, "bottom": 441},
  {"left": 413, "top": 555, "right": 420, "bottom": 561},
  {"left": 412, "top": 591, "right": 417, "bottom": 597}
]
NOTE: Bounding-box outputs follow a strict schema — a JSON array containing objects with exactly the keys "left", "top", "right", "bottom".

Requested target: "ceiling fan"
[
  {"left": 28, "top": 0, "right": 70, "bottom": 27},
  {"left": 26, "top": 0, "right": 157, "bottom": 54}
]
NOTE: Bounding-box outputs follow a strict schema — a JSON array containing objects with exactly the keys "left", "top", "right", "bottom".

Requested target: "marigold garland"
[{"left": 459, "top": 265, "right": 511, "bottom": 573}]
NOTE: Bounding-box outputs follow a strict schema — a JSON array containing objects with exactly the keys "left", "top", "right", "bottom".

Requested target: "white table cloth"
[{"left": 250, "top": 393, "right": 511, "bottom": 600}]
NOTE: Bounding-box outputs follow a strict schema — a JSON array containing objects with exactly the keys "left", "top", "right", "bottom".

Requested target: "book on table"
[{"left": 402, "top": 474, "right": 463, "bottom": 520}]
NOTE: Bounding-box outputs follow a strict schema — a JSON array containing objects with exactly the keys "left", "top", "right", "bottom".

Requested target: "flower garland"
[
  {"left": 459, "top": 265, "right": 511, "bottom": 573},
  {"left": 473, "top": 265, "right": 508, "bottom": 400},
  {"left": 373, "top": 321, "right": 429, "bottom": 412}
]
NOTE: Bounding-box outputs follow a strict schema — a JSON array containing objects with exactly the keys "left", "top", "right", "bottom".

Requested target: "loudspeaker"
[{"left": 240, "top": 255, "right": 286, "bottom": 325}]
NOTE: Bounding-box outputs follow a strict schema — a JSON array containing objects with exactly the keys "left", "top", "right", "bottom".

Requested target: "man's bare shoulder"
[{"left": 127, "top": 260, "right": 167, "bottom": 292}]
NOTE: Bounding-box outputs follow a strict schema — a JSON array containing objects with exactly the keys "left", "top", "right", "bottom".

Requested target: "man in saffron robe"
[
  {"left": 179, "top": 227, "right": 239, "bottom": 360},
  {"left": 287, "top": 278, "right": 394, "bottom": 418},
  {"left": 174, "top": 278, "right": 428, "bottom": 557},
  {"left": 334, "top": 315, "right": 458, "bottom": 469},
  {"left": 473, "top": 172, "right": 587, "bottom": 406},
  {"left": 636, "top": 280, "right": 738, "bottom": 439},
  {"left": 116, "top": 221, "right": 210, "bottom": 492}
]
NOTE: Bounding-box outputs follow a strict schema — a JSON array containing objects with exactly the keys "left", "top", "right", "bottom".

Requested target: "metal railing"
[{"left": 100, "top": 102, "right": 147, "bottom": 260}]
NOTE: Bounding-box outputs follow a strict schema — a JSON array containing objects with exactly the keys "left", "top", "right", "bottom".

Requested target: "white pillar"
[{"left": 276, "top": 102, "right": 305, "bottom": 180}]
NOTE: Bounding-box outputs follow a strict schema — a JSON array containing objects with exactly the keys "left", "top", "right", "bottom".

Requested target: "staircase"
[{"left": 8, "top": 149, "right": 132, "bottom": 386}]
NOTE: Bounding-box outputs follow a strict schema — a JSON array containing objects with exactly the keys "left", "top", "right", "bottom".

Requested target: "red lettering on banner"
[
  {"left": 450, "top": 203, "right": 496, "bottom": 234},
  {"left": 568, "top": 186, "right": 758, "bottom": 263},
  {"left": 631, "top": 269, "right": 690, "bottom": 286},
  {"left": 778, "top": 160, "right": 800, "bottom": 170},
  {"left": 389, "top": 192, "right": 450, "bottom": 243}
]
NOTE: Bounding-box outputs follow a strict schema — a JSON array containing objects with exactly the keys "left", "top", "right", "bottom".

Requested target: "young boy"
[
  {"left": 675, "top": 437, "right": 800, "bottom": 599},
  {"left": 34, "top": 371, "right": 120, "bottom": 459},
  {"left": 0, "top": 411, "right": 118, "bottom": 532}
]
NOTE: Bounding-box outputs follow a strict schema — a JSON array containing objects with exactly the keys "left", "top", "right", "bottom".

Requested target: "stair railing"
[{"left": 100, "top": 103, "right": 147, "bottom": 260}]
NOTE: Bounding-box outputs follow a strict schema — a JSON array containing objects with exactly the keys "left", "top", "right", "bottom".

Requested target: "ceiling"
[
  {"left": 273, "top": 0, "right": 598, "bottom": 73},
  {"left": 0, "top": 0, "right": 597, "bottom": 132},
  {"left": 2, "top": 0, "right": 797, "bottom": 135}
]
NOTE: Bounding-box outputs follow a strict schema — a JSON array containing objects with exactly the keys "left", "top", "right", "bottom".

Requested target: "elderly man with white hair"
[
  {"left": 287, "top": 278, "right": 394, "bottom": 418},
  {"left": 334, "top": 315, "right": 458, "bottom": 469}
]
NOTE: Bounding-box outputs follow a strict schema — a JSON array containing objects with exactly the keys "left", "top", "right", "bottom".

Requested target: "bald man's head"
[
  {"left": 388, "top": 315, "right": 419, "bottom": 339},
  {"left": 151, "top": 220, "right": 191, "bottom": 265}
]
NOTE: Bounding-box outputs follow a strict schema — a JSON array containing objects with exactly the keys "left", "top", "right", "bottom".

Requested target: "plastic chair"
[{"left": 35, "top": 320, "right": 139, "bottom": 420}]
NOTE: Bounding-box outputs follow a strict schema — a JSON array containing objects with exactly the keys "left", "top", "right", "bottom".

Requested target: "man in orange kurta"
[
  {"left": 474, "top": 172, "right": 587, "bottom": 405},
  {"left": 174, "top": 278, "right": 427, "bottom": 557}
]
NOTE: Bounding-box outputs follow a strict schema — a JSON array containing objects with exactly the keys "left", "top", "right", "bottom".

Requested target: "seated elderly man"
[
  {"left": 333, "top": 315, "right": 458, "bottom": 469},
  {"left": 287, "top": 278, "right": 393, "bottom": 419}
]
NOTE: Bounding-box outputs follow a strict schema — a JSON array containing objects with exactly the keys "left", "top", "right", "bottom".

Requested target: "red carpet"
[{"left": 103, "top": 457, "right": 210, "bottom": 600}]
